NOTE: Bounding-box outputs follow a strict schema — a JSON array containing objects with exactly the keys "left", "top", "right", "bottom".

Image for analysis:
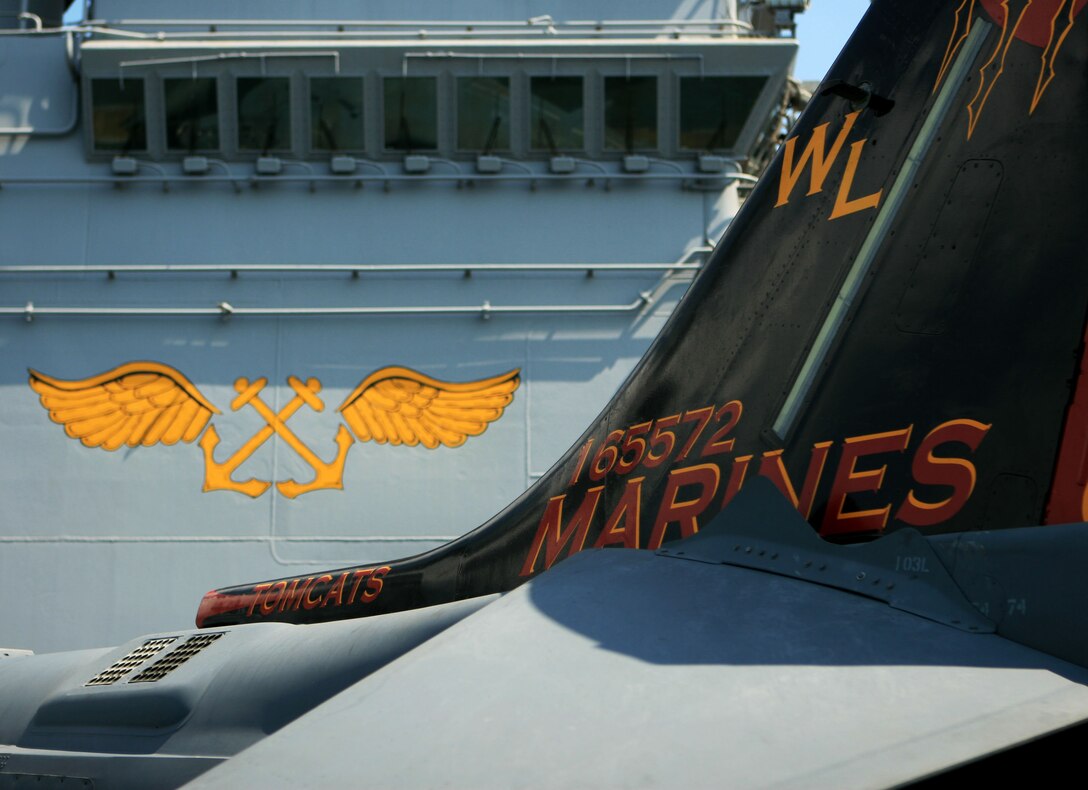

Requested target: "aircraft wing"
[{"left": 188, "top": 481, "right": 1088, "bottom": 788}]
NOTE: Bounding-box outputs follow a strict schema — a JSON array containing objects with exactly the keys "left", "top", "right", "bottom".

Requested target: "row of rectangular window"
[{"left": 91, "top": 75, "right": 767, "bottom": 157}]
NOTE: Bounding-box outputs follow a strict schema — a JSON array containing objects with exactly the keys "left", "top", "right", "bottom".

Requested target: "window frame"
[
  {"left": 381, "top": 75, "right": 440, "bottom": 154},
  {"left": 90, "top": 76, "right": 150, "bottom": 155},
  {"left": 235, "top": 75, "right": 294, "bottom": 154},
  {"left": 602, "top": 74, "right": 660, "bottom": 154},
  {"left": 528, "top": 74, "right": 586, "bottom": 155},
  {"left": 454, "top": 75, "right": 513, "bottom": 154},
  {"left": 676, "top": 74, "right": 770, "bottom": 154},
  {"left": 308, "top": 76, "right": 367, "bottom": 154},
  {"left": 163, "top": 76, "right": 222, "bottom": 154}
]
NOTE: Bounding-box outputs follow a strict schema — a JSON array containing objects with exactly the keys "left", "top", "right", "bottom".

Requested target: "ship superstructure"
[{"left": 0, "top": 0, "right": 805, "bottom": 652}]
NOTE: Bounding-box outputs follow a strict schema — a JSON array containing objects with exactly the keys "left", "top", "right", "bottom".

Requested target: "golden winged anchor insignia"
[
  {"left": 28, "top": 362, "right": 520, "bottom": 498},
  {"left": 27, "top": 362, "right": 219, "bottom": 450},
  {"left": 336, "top": 366, "right": 521, "bottom": 449}
]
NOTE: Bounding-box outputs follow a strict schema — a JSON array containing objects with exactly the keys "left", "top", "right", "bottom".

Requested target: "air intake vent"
[
  {"left": 85, "top": 637, "right": 178, "bottom": 686},
  {"left": 128, "top": 633, "right": 224, "bottom": 683}
]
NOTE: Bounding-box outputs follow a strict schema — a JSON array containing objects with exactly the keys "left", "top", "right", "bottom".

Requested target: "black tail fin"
[{"left": 197, "top": 0, "right": 1088, "bottom": 627}]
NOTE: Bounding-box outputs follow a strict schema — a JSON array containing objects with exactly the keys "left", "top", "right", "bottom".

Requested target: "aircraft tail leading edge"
[{"left": 197, "top": 0, "right": 1088, "bottom": 629}]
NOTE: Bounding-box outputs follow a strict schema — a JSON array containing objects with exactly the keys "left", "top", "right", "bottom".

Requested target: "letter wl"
[{"left": 775, "top": 110, "right": 882, "bottom": 221}]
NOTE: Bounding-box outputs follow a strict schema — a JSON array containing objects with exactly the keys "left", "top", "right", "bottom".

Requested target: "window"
[
  {"left": 604, "top": 76, "right": 657, "bottom": 151},
  {"left": 165, "top": 78, "right": 219, "bottom": 152},
  {"left": 530, "top": 77, "right": 583, "bottom": 152},
  {"left": 311, "top": 77, "right": 364, "bottom": 152},
  {"left": 383, "top": 77, "right": 437, "bottom": 151},
  {"left": 680, "top": 76, "right": 768, "bottom": 151},
  {"left": 457, "top": 77, "right": 510, "bottom": 152},
  {"left": 92, "top": 78, "right": 147, "bottom": 152},
  {"left": 237, "top": 77, "right": 291, "bottom": 152}
]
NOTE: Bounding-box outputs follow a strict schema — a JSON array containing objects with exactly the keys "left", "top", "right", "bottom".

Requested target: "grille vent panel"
[
  {"left": 128, "top": 633, "right": 224, "bottom": 683},
  {"left": 85, "top": 637, "right": 178, "bottom": 686}
]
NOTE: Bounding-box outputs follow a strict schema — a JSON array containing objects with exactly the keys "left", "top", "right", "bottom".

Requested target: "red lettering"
[
  {"left": 701, "top": 401, "right": 743, "bottom": 458},
  {"left": 896, "top": 419, "right": 991, "bottom": 527},
  {"left": 589, "top": 430, "right": 624, "bottom": 480},
  {"left": 594, "top": 476, "right": 644, "bottom": 549},
  {"left": 347, "top": 569, "right": 373, "bottom": 605},
  {"left": 569, "top": 439, "right": 594, "bottom": 487},
  {"left": 520, "top": 487, "right": 605, "bottom": 576},
  {"left": 758, "top": 441, "right": 833, "bottom": 519},
  {"left": 821, "top": 427, "right": 913, "bottom": 536},
  {"left": 294, "top": 578, "right": 318, "bottom": 610},
  {"left": 304, "top": 574, "right": 334, "bottom": 609},
  {"left": 615, "top": 422, "right": 652, "bottom": 475},
  {"left": 676, "top": 406, "right": 715, "bottom": 461},
  {"left": 363, "top": 566, "right": 391, "bottom": 602},
  {"left": 648, "top": 463, "right": 722, "bottom": 549},
  {"left": 278, "top": 577, "right": 312, "bottom": 612},
  {"left": 322, "top": 572, "right": 349, "bottom": 608},
  {"left": 247, "top": 583, "right": 272, "bottom": 616},
  {"left": 260, "top": 580, "right": 287, "bottom": 615},
  {"left": 643, "top": 414, "right": 680, "bottom": 468}
]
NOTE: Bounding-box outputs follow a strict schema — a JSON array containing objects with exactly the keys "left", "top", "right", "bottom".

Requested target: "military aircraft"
[{"left": 3, "top": 0, "right": 1088, "bottom": 785}]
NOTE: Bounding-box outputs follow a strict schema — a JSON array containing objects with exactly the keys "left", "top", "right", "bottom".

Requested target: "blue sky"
[{"left": 793, "top": 0, "right": 872, "bottom": 82}]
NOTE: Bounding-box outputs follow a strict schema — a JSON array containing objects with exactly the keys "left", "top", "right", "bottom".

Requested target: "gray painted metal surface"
[
  {"left": 185, "top": 499, "right": 1088, "bottom": 788},
  {"left": 7, "top": 482, "right": 1088, "bottom": 788},
  {"left": 659, "top": 478, "right": 994, "bottom": 632},
  {"left": 0, "top": 595, "right": 495, "bottom": 787},
  {"left": 0, "top": 0, "right": 795, "bottom": 653},
  {"left": 930, "top": 525, "right": 1088, "bottom": 669}
]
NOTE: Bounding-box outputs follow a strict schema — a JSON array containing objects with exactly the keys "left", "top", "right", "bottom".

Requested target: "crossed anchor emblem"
[
  {"left": 28, "top": 361, "right": 520, "bottom": 499},
  {"left": 199, "top": 376, "right": 354, "bottom": 499}
]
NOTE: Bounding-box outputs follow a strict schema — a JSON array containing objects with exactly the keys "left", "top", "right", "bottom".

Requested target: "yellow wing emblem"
[
  {"left": 337, "top": 366, "right": 520, "bottom": 449},
  {"left": 28, "top": 362, "right": 220, "bottom": 451}
]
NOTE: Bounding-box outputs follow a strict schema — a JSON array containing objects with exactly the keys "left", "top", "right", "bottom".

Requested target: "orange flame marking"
[
  {"left": 934, "top": 0, "right": 978, "bottom": 94},
  {"left": 1030, "top": 0, "right": 1080, "bottom": 113},
  {"left": 966, "top": 0, "right": 1034, "bottom": 139},
  {"left": 937, "top": 0, "right": 1084, "bottom": 138}
]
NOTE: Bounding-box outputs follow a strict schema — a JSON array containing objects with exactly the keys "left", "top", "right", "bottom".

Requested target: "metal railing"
[
  {"left": 0, "top": 21, "right": 759, "bottom": 42},
  {"left": 1, "top": 249, "right": 711, "bottom": 322},
  {"left": 0, "top": 262, "right": 703, "bottom": 276},
  {"left": 118, "top": 51, "right": 342, "bottom": 73},
  {"left": 4, "top": 294, "right": 656, "bottom": 322},
  {"left": 71, "top": 17, "right": 756, "bottom": 41}
]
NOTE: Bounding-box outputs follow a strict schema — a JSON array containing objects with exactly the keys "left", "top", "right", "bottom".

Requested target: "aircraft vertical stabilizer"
[{"left": 199, "top": 0, "right": 1088, "bottom": 630}]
